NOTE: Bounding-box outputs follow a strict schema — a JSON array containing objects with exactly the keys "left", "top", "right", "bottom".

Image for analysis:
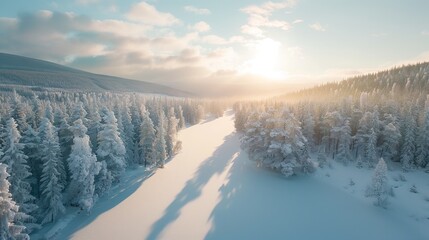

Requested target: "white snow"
[{"left": 39, "top": 111, "right": 428, "bottom": 240}]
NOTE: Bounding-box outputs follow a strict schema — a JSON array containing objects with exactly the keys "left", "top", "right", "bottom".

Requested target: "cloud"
[
  {"left": 309, "top": 22, "right": 326, "bottom": 32},
  {"left": 292, "top": 19, "right": 303, "bottom": 24},
  {"left": 75, "top": 0, "right": 99, "bottom": 5},
  {"left": 241, "top": 0, "right": 296, "bottom": 16},
  {"left": 0, "top": 8, "right": 300, "bottom": 97},
  {"left": 241, "top": 25, "right": 264, "bottom": 37},
  {"left": 422, "top": 31, "right": 429, "bottom": 36},
  {"left": 202, "top": 35, "right": 228, "bottom": 45},
  {"left": 127, "top": 2, "right": 180, "bottom": 26},
  {"left": 240, "top": 1, "right": 295, "bottom": 36},
  {"left": 184, "top": 6, "right": 211, "bottom": 15},
  {"left": 191, "top": 21, "right": 210, "bottom": 32}
]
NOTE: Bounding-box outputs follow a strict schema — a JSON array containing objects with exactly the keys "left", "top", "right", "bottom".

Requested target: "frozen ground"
[{"left": 35, "top": 111, "right": 429, "bottom": 239}]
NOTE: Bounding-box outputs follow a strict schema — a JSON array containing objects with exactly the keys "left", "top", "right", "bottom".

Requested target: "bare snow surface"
[{"left": 47, "top": 112, "right": 427, "bottom": 240}]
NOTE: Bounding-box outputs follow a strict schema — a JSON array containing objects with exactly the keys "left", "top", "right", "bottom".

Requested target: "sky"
[{"left": 1, "top": 0, "right": 429, "bottom": 97}]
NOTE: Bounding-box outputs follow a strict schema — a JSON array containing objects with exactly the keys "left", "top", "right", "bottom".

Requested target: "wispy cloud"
[
  {"left": 422, "top": 30, "right": 429, "bottom": 36},
  {"left": 184, "top": 5, "right": 211, "bottom": 15},
  {"left": 191, "top": 21, "right": 210, "bottom": 33},
  {"left": 75, "top": 0, "right": 99, "bottom": 5},
  {"left": 127, "top": 2, "right": 180, "bottom": 26},
  {"left": 309, "top": 22, "right": 326, "bottom": 32},
  {"left": 240, "top": 0, "right": 296, "bottom": 36}
]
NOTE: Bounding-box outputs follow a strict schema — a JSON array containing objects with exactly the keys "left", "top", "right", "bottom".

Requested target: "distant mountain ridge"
[
  {"left": 281, "top": 62, "right": 429, "bottom": 102},
  {"left": 0, "top": 53, "right": 192, "bottom": 97}
]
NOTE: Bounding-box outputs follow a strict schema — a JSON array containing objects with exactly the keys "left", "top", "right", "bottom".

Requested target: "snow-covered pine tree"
[
  {"left": 67, "top": 119, "right": 101, "bottom": 213},
  {"left": 415, "top": 109, "right": 429, "bottom": 168},
  {"left": 154, "top": 111, "right": 167, "bottom": 168},
  {"left": 234, "top": 105, "right": 247, "bottom": 132},
  {"left": 11, "top": 93, "right": 28, "bottom": 134},
  {"left": 166, "top": 107, "right": 180, "bottom": 158},
  {"left": 176, "top": 105, "right": 186, "bottom": 130},
  {"left": 21, "top": 125, "right": 41, "bottom": 197},
  {"left": 381, "top": 122, "right": 401, "bottom": 162},
  {"left": 241, "top": 111, "right": 265, "bottom": 165},
  {"left": 301, "top": 106, "right": 315, "bottom": 150},
  {"left": 97, "top": 108, "right": 126, "bottom": 183},
  {"left": 366, "top": 158, "right": 393, "bottom": 207},
  {"left": 262, "top": 108, "right": 316, "bottom": 177},
  {"left": 44, "top": 102, "right": 54, "bottom": 123},
  {"left": 38, "top": 118, "right": 65, "bottom": 224},
  {"left": 130, "top": 100, "right": 142, "bottom": 164},
  {"left": 53, "top": 108, "right": 72, "bottom": 186},
  {"left": 87, "top": 108, "right": 102, "bottom": 154},
  {"left": 335, "top": 119, "right": 352, "bottom": 165},
  {"left": 0, "top": 118, "right": 38, "bottom": 233},
  {"left": 121, "top": 105, "right": 136, "bottom": 165},
  {"left": 400, "top": 109, "right": 416, "bottom": 170},
  {"left": 0, "top": 163, "right": 28, "bottom": 240},
  {"left": 69, "top": 102, "right": 88, "bottom": 125},
  {"left": 94, "top": 160, "right": 113, "bottom": 197},
  {"left": 365, "top": 128, "right": 378, "bottom": 168},
  {"left": 139, "top": 109, "right": 156, "bottom": 167}
]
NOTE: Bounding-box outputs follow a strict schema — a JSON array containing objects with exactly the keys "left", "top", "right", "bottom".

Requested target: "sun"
[{"left": 240, "top": 38, "right": 287, "bottom": 81}]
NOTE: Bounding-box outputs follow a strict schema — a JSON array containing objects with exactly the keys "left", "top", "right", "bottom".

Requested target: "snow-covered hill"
[
  {"left": 0, "top": 53, "right": 191, "bottom": 96},
  {"left": 41, "top": 112, "right": 428, "bottom": 240}
]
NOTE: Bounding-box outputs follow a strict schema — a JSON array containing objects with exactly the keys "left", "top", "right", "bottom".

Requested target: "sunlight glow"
[{"left": 240, "top": 38, "right": 287, "bottom": 81}]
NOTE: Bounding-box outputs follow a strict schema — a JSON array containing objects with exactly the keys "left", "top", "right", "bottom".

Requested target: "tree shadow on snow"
[
  {"left": 53, "top": 168, "right": 155, "bottom": 239},
  {"left": 204, "top": 152, "right": 425, "bottom": 240},
  {"left": 146, "top": 133, "right": 237, "bottom": 240}
]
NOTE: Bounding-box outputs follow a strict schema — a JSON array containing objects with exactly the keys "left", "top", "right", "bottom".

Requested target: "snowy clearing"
[{"left": 44, "top": 112, "right": 428, "bottom": 240}]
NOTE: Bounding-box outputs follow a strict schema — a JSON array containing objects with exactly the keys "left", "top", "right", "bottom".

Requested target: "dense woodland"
[
  {"left": 235, "top": 62, "right": 429, "bottom": 205},
  {"left": 0, "top": 89, "right": 225, "bottom": 239}
]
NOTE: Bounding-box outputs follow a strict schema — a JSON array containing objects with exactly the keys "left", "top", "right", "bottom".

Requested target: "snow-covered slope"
[
  {"left": 49, "top": 112, "right": 427, "bottom": 240},
  {"left": 0, "top": 53, "right": 191, "bottom": 96}
]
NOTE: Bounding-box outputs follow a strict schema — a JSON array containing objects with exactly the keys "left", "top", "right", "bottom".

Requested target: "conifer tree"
[
  {"left": 67, "top": 119, "right": 101, "bottom": 213},
  {"left": 166, "top": 107, "right": 180, "bottom": 158},
  {"left": 139, "top": 109, "right": 156, "bottom": 167},
  {"left": 0, "top": 163, "right": 28, "bottom": 240},
  {"left": 154, "top": 111, "right": 167, "bottom": 168},
  {"left": 366, "top": 158, "right": 392, "bottom": 207},
  {"left": 38, "top": 118, "right": 65, "bottom": 224},
  {"left": 177, "top": 105, "right": 186, "bottom": 130},
  {"left": 97, "top": 108, "right": 126, "bottom": 183},
  {"left": 1, "top": 118, "right": 38, "bottom": 233}
]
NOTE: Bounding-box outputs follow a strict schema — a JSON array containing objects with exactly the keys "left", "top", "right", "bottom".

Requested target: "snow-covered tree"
[
  {"left": 366, "top": 158, "right": 393, "bottom": 207},
  {"left": 400, "top": 110, "right": 416, "bottom": 170},
  {"left": 166, "top": 107, "right": 181, "bottom": 158},
  {"left": 97, "top": 108, "right": 126, "bottom": 183},
  {"left": 38, "top": 118, "right": 65, "bottom": 224},
  {"left": 120, "top": 105, "right": 135, "bottom": 165},
  {"left": 0, "top": 163, "right": 28, "bottom": 240},
  {"left": 335, "top": 120, "right": 352, "bottom": 165},
  {"left": 414, "top": 109, "right": 429, "bottom": 168},
  {"left": 67, "top": 119, "right": 101, "bottom": 213},
  {"left": 246, "top": 108, "right": 316, "bottom": 177},
  {"left": 380, "top": 123, "right": 401, "bottom": 162},
  {"left": 241, "top": 111, "right": 266, "bottom": 165},
  {"left": 94, "top": 161, "right": 112, "bottom": 197},
  {"left": 301, "top": 106, "right": 315, "bottom": 149},
  {"left": 139, "top": 110, "right": 156, "bottom": 167},
  {"left": 365, "top": 128, "right": 378, "bottom": 168},
  {"left": 69, "top": 102, "right": 88, "bottom": 125},
  {"left": 176, "top": 105, "right": 186, "bottom": 130},
  {"left": 21, "top": 125, "right": 41, "bottom": 197},
  {"left": 154, "top": 111, "right": 167, "bottom": 168},
  {"left": 1, "top": 118, "right": 38, "bottom": 233}
]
